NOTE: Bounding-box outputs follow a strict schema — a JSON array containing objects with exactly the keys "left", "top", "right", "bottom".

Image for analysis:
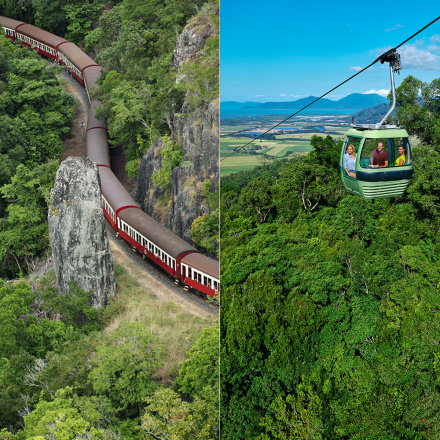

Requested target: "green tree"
[
  {"left": 394, "top": 75, "right": 440, "bottom": 148},
  {"left": 258, "top": 383, "right": 323, "bottom": 440},
  {"left": 0, "top": 161, "right": 58, "bottom": 277},
  {"left": 16, "top": 387, "right": 110, "bottom": 440},
  {"left": 64, "top": 1, "right": 101, "bottom": 43},
  {"left": 152, "top": 135, "right": 184, "bottom": 189},
  {"left": 176, "top": 325, "right": 219, "bottom": 407},
  {"left": 142, "top": 388, "right": 216, "bottom": 440},
  {"left": 88, "top": 322, "right": 162, "bottom": 417}
]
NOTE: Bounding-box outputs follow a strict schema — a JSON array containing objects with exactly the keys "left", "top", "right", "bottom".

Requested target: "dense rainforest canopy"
[{"left": 221, "top": 75, "right": 440, "bottom": 439}]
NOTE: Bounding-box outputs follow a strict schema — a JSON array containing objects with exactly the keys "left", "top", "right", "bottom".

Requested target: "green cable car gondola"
[{"left": 339, "top": 50, "right": 414, "bottom": 199}]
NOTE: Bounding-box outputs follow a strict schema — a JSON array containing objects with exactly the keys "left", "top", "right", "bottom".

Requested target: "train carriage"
[
  {"left": 181, "top": 252, "right": 219, "bottom": 297},
  {"left": 57, "top": 42, "right": 97, "bottom": 84},
  {"left": 13, "top": 23, "right": 64, "bottom": 60},
  {"left": 97, "top": 166, "right": 138, "bottom": 229},
  {"left": 117, "top": 207, "right": 199, "bottom": 279},
  {"left": 88, "top": 100, "right": 107, "bottom": 131},
  {"left": 0, "top": 16, "right": 24, "bottom": 40},
  {"left": 82, "top": 65, "right": 102, "bottom": 100},
  {"left": 86, "top": 129, "right": 111, "bottom": 168}
]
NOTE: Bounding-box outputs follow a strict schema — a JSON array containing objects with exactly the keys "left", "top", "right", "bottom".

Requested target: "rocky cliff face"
[
  {"left": 48, "top": 157, "right": 117, "bottom": 308},
  {"left": 136, "top": 4, "right": 219, "bottom": 246}
]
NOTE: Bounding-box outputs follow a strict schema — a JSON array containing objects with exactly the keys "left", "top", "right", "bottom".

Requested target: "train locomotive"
[{"left": 0, "top": 15, "right": 220, "bottom": 298}]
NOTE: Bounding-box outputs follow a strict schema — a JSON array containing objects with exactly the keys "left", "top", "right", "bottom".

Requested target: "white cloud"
[
  {"left": 430, "top": 34, "right": 440, "bottom": 44},
  {"left": 427, "top": 44, "right": 440, "bottom": 53},
  {"left": 413, "top": 38, "right": 426, "bottom": 48},
  {"left": 363, "top": 89, "right": 390, "bottom": 98},
  {"left": 375, "top": 43, "right": 440, "bottom": 71},
  {"left": 349, "top": 66, "right": 362, "bottom": 71},
  {"left": 399, "top": 44, "right": 440, "bottom": 70},
  {"left": 255, "top": 94, "right": 264, "bottom": 97},
  {"left": 278, "top": 93, "right": 287, "bottom": 97},
  {"left": 385, "top": 24, "right": 403, "bottom": 32}
]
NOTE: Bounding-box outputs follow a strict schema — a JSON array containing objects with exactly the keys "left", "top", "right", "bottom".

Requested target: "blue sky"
[{"left": 221, "top": 0, "right": 440, "bottom": 102}]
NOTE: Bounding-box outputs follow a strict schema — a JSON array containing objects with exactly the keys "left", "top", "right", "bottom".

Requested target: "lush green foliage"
[
  {"left": 0, "top": 0, "right": 104, "bottom": 40},
  {"left": 142, "top": 325, "right": 219, "bottom": 440},
  {"left": 15, "top": 387, "right": 109, "bottom": 440},
  {"left": 88, "top": 0, "right": 219, "bottom": 165},
  {"left": 176, "top": 325, "right": 219, "bottom": 408},
  {"left": 142, "top": 388, "right": 216, "bottom": 440},
  {"left": 89, "top": 322, "right": 162, "bottom": 417},
  {"left": 221, "top": 79, "right": 440, "bottom": 438},
  {"left": 0, "top": 274, "right": 101, "bottom": 430},
  {"left": 393, "top": 75, "right": 440, "bottom": 148},
  {"left": 152, "top": 135, "right": 184, "bottom": 189},
  {"left": 0, "top": 36, "right": 73, "bottom": 278}
]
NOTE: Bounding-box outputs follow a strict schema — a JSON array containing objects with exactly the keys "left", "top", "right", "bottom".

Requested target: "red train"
[{"left": 0, "top": 15, "right": 220, "bottom": 298}]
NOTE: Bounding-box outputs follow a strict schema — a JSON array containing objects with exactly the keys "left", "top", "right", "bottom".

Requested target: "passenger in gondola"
[
  {"left": 395, "top": 145, "right": 407, "bottom": 166},
  {"left": 343, "top": 144, "right": 357, "bottom": 178},
  {"left": 369, "top": 141, "right": 389, "bottom": 168}
]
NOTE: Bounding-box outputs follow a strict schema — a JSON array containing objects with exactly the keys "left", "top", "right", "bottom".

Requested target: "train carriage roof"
[
  {"left": 0, "top": 15, "right": 25, "bottom": 30},
  {"left": 88, "top": 100, "right": 106, "bottom": 131},
  {"left": 118, "top": 207, "right": 198, "bottom": 258},
  {"left": 98, "top": 166, "right": 137, "bottom": 212},
  {"left": 86, "top": 129, "right": 110, "bottom": 167},
  {"left": 181, "top": 252, "right": 219, "bottom": 279},
  {"left": 58, "top": 41, "right": 97, "bottom": 72},
  {"left": 83, "top": 65, "right": 101, "bottom": 92},
  {"left": 15, "top": 23, "right": 66, "bottom": 47}
]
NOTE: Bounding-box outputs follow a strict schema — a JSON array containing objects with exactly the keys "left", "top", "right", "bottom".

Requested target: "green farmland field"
[
  {"left": 220, "top": 136, "right": 313, "bottom": 175},
  {"left": 220, "top": 155, "right": 264, "bottom": 175},
  {"left": 220, "top": 115, "right": 351, "bottom": 175}
]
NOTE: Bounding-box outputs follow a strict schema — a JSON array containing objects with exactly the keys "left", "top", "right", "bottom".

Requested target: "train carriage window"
[
  {"left": 198, "top": 273, "right": 202, "bottom": 283},
  {"left": 188, "top": 268, "right": 192, "bottom": 278},
  {"left": 204, "top": 276, "right": 208, "bottom": 286},
  {"left": 214, "top": 281, "right": 218, "bottom": 290}
]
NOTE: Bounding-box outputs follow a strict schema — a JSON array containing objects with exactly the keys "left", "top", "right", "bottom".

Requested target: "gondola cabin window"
[{"left": 359, "top": 138, "right": 411, "bottom": 168}]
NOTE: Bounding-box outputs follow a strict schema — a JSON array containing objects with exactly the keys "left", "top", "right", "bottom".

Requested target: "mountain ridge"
[{"left": 222, "top": 93, "right": 388, "bottom": 111}]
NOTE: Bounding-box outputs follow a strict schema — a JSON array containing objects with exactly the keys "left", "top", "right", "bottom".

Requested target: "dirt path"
[
  {"left": 61, "top": 71, "right": 217, "bottom": 320},
  {"left": 60, "top": 70, "right": 89, "bottom": 159}
]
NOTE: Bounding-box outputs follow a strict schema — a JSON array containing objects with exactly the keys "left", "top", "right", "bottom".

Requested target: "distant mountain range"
[
  {"left": 222, "top": 93, "right": 388, "bottom": 111},
  {"left": 344, "top": 103, "right": 392, "bottom": 124}
]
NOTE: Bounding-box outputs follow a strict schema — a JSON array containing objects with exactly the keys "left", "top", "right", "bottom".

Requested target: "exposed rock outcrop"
[
  {"left": 136, "top": 3, "right": 219, "bottom": 246},
  {"left": 173, "top": 9, "right": 216, "bottom": 70},
  {"left": 48, "top": 157, "right": 117, "bottom": 308}
]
